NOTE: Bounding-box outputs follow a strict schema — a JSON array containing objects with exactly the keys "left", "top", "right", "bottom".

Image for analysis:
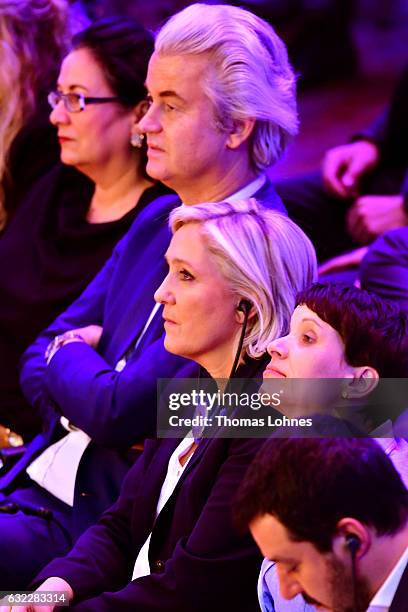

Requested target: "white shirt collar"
[
  {"left": 369, "top": 546, "right": 408, "bottom": 610},
  {"left": 180, "top": 174, "right": 267, "bottom": 206},
  {"left": 223, "top": 174, "right": 266, "bottom": 202}
]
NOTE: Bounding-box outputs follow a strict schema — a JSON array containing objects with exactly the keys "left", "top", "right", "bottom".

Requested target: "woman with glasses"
[{"left": 0, "top": 18, "right": 167, "bottom": 443}]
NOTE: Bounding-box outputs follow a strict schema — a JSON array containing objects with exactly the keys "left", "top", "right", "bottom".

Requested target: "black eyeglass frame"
[{"left": 48, "top": 91, "right": 121, "bottom": 113}]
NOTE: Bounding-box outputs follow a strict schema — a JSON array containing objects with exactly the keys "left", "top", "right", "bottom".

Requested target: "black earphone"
[
  {"left": 228, "top": 299, "right": 252, "bottom": 380},
  {"left": 237, "top": 299, "right": 251, "bottom": 314},
  {"left": 345, "top": 534, "right": 360, "bottom": 558},
  {"left": 346, "top": 534, "right": 360, "bottom": 610}
]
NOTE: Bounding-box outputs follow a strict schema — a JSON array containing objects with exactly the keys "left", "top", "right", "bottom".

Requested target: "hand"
[
  {"left": 71, "top": 324, "right": 103, "bottom": 349},
  {"left": 318, "top": 247, "right": 368, "bottom": 275},
  {"left": 2, "top": 577, "right": 74, "bottom": 612},
  {"left": 346, "top": 194, "right": 408, "bottom": 244},
  {"left": 322, "top": 140, "right": 379, "bottom": 198}
]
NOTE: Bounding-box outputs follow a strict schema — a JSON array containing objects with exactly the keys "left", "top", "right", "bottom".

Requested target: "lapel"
[
  {"left": 103, "top": 198, "right": 179, "bottom": 364},
  {"left": 389, "top": 561, "right": 408, "bottom": 612}
]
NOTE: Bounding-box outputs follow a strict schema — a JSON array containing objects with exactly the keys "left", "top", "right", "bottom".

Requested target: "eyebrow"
[
  {"left": 57, "top": 83, "right": 90, "bottom": 93},
  {"left": 300, "top": 317, "right": 323, "bottom": 328},
  {"left": 146, "top": 88, "right": 187, "bottom": 104},
  {"left": 164, "top": 255, "right": 194, "bottom": 268},
  {"left": 269, "top": 555, "right": 299, "bottom": 565}
]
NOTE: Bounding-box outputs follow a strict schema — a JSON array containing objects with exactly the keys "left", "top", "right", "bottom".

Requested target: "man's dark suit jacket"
[
  {"left": 34, "top": 434, "right": 266, "bottom": 611},
  {"left": 1, "top": 181, "right": 285, "bottom": 539}
]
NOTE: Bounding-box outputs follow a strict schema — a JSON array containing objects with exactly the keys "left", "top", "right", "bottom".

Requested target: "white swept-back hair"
[
  {"left": 155, "top": 3, "right": 298, "bottom": 172},
  {"left": 169, "top": 199, "right": 317, "bottom": 358}
]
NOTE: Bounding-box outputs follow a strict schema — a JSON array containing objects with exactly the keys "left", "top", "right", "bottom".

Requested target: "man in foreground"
[{"left": 235, "top": 438, "right": 408, "bottom": 612}]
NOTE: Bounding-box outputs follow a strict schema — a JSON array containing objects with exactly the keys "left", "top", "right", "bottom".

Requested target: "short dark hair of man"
[
  {"left": 234, "top": 438, "right": 408, "bottom": 552},
  {"left": 296, "top": 283, "right": 408, "bottom": 377}
]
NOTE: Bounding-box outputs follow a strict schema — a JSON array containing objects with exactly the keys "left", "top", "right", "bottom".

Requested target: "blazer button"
[{"left": 153, "top": 559, "right": 164, "bottom": 572}]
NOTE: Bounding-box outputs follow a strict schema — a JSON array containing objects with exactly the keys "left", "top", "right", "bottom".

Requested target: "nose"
[
  {"left": 267, "top": 335, "right": 289, "bottom": 359},
  {"left": 137, "top": 102, "right": 162, "bottom": 134},
  {"left": 50, "top": 100, "right": 70, "bottom": 126},
  {"left": 154, "top": 274, "right": 175, "bottom": 305},
  {"left": 276, "top": 566, "right": 303, "bottom": 600}
]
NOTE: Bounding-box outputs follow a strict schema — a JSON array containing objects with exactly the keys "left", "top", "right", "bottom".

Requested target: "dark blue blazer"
[{"left": 7, "top": 182, "right": 284, "bottom": 537}]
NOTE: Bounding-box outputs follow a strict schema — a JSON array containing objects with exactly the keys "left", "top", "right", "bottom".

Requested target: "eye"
[
  {"left": 164, "top": 103, "right": 176, "bottom": 112},
  {"left": 179, "top": 268, "right": 194, "bottom": 281},
  {"left": 301, "top": 333, "right": 315, "bottom": 344}
]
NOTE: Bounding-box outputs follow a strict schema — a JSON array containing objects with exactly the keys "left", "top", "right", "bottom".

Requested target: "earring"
[
  {"left": 130, "top": 132, "right": 144, "bottom": 148},
  {"left": 341, "top": 390, "right": 349, "bottom": 400}
]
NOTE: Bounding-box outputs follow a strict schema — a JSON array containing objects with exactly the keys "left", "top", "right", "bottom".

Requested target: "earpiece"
[
  {"left": 237, "top": 299, "right": 251, "bottom": 313},
  {"left": 345, "top": 534, "right": 360, "bottom": 558}
]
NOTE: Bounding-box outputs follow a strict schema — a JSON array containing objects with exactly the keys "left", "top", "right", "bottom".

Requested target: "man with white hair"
[{"left": 0, "top": 3, "right": 303, "bottom": 591}]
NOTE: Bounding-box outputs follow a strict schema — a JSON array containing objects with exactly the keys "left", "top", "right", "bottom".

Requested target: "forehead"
[
  {"left": 250, "top": 514, "right": 314, "bottom": 562},
  {"left": 58, "top": 48, "right": 108, "bottom": 91},
  {"left": 166, "top": 223, "right": 226, "bottom": 277},
  {"left": 146, "top": 51, "right": 213, "bottom": 98},
  {"left": 292, "top": 305, "right": 331, "bottom": 332}
]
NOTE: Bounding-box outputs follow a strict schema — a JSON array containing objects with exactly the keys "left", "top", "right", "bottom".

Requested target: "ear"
[
  {"left": 234, "top": 300, "right": 256, "bottom": 325},
  {"left": 133, "top": 99, "right": 150, "bottom": 123},
  {"left": 226, "top": 117, "right": 256, "bottom": 150},
  {"left": 332, "top": 518, "right": 371, "bottom": 561},
  {"left": 342, "top": 366, "right": 379, "bottom": 400}
]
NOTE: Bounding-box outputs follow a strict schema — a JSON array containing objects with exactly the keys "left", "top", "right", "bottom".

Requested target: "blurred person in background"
[
  {"left": 0, "top": 0, "right": 71, "bottom": 228},
  {"left": 277, "top": 65, "right": 408, "bottom": 279}
]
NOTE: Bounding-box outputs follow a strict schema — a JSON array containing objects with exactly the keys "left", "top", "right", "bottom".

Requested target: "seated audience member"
[
  {"left": 360, "top": 226, "right": 408, "bottom": 315},
  {"left": 0, "top": 18, "right": 167, "bottom": 441},
  {"left": 263, "top": 283, "right": 408, "bottom": 435},
  {"left": 0, "top": 0, "right": 70, "bottom": 228},
  {"left": 257, "top": 282, "right": 408, "bottom": 611},
  {"left": 0, "top": 0, "right": 298, "bottom": 576},
  {"left": 0, "top": 200, "right": 316, "bottom": 600},
  {"left": 235, "top": 438, "right": 408, "bottom": 612},
  {"left": 277, "top": 65, "right": 408, "bottom": 270}
]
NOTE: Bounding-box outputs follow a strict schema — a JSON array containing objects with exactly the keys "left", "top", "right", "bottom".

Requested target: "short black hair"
[
  {"left": 72, "top": 17, "right": 154, "bottom": 107},
  {"left": 296, "top": 283, "right": 408, "bottom": 377},
  {"left": 234, "top": 438, "right": 408, "bottom": 552}
]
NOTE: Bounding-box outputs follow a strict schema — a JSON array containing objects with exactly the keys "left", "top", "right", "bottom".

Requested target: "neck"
[
  {"left": 198, "top": 338, "right": 245, "bottom": 385},
  {"left": 364, "top": 527, "right": 408, "bottom": 600},
  {"left": 176, "top": 156, "right": 258, "bottom": 205},
  {"left": 82, "top": 154, "right": 153, "bottom": 223}
]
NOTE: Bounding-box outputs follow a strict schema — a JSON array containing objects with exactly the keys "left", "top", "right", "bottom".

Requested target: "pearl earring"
[{"left": 130, "top": 132, "right": 144, "bottom": 148}]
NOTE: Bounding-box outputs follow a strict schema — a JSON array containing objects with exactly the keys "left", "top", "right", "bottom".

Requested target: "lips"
[
  {"left": 163, "top": 313, "right": 178, "bottom": 326},
  {"left": 58, "top": 134, "right": 74, "bottom": 143},
  {"left": 263, "top": 366, "right": 286, "bottom": 378},
  {"left": 147, "top": 141, "right": 164, "bottom": 154}
]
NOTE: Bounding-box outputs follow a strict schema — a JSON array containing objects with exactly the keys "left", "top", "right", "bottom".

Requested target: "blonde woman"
[{"left": 0, "top": 0, "right": 70, "bottom": 227}]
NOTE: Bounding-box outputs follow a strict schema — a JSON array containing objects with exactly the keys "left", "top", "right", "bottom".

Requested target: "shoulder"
[{"left": 255, "top": 179, "right": 287, "bottom": 215}]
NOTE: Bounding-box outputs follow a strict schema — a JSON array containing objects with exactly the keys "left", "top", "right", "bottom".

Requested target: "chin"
[
  {"left": 163, "top": 337, "right": 181, "bottom": 356},
  {"left": 60, "top": 153, "right": 78, "bottom": 167}
]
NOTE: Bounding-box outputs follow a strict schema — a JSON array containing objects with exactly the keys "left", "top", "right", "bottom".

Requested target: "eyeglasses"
[{"left": 48, "top": 91, "right": 120, "bottom": 113}]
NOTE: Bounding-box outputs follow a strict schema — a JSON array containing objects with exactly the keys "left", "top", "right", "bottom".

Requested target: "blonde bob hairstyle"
[
  {"left": 155, "top": 3, "right": 298, "bottom": 172},
  {"left": 0, "top": 0, "right": 70, "bottom": 226},
  {"left": 169, "top": 199, "right": 317, "bottom": 358}
]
